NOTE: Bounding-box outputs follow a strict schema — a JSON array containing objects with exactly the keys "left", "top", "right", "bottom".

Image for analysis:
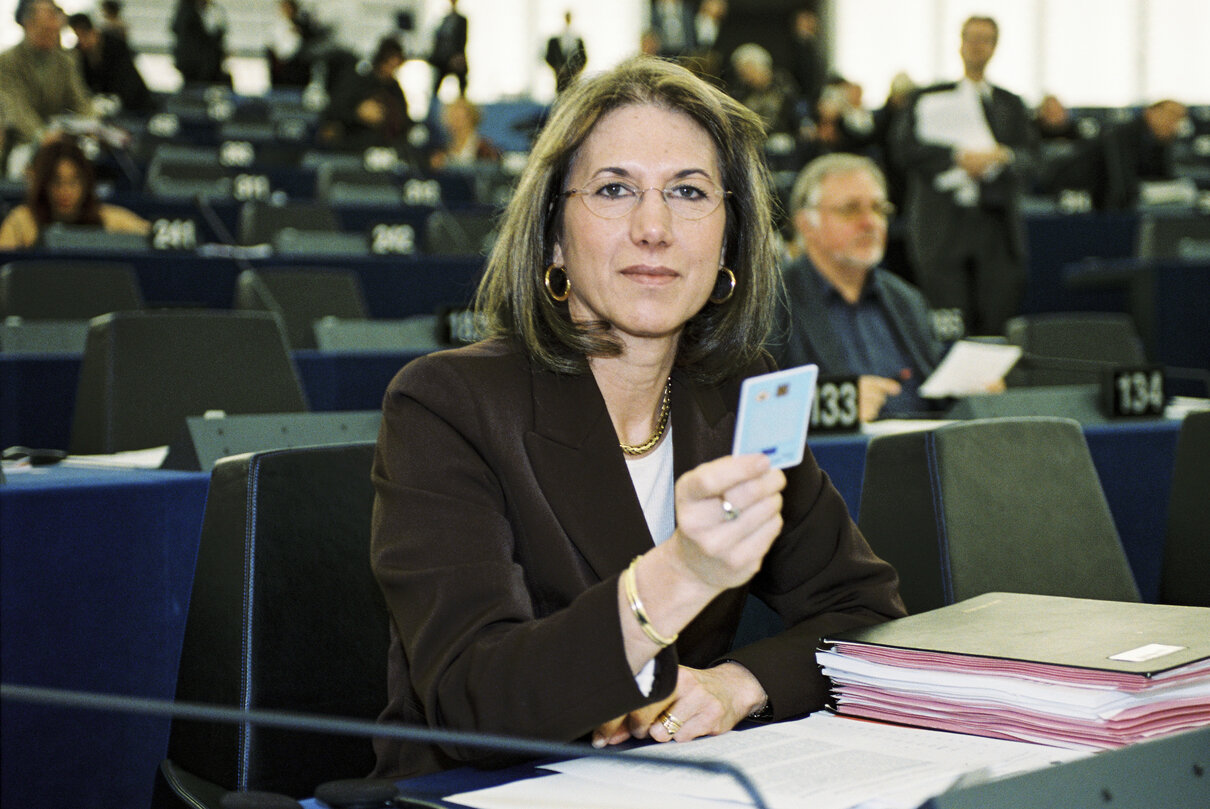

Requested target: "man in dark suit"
[
  {"left": 544, "top": 10, "right": 586, "bottom": 94},
  {"left": 428, "top": 0, "right": 468, "bottom": 98},
  {"left": 890, "top": 15, "right": 1039, "bottom": 336},
  {"left": 772, "top": 153, "right": 946, "bottom": 422},
  {"left": 1049, "top": 99, "right": 1191, "bottom": 211},
  {"left": 67, "top": 12, "right": 153, "bottom": 113},
  {"left": 171, "top": 0, "right": 228, "bottom": 86}
]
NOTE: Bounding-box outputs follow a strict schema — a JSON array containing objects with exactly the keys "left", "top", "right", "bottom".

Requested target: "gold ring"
[
  {"left": 658, "top": 710, "right": 683, "bottom": 736},
  {"left": 721, "top": 499, "right": 740, "bottom": 521}
]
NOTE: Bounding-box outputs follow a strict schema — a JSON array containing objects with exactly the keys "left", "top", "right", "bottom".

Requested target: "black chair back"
[
  {"left": 423, "top": 209, "right": 498, "bottom": 256},
  {"left": 1005, "top": 312, "right": 1146, "bottom": 386},
  {"left": 233, "top": 268, "right": 369, "bottom": 349},
  {"left": 69, "top": 310, "right": 307, "bottom": 454},
  {"left": 0, "top": 260, "right": 143, "bottom": 320},
  {"left": 238, "top": 201, "right": 340, "bottom": 246},
  {"left": 858, "top": 417, "right": 1140, "bottom": 614},
  {"left": 155, "top": 442, "right": 388, "bottom": 806},
  {"left": 1160, "top": 410, "right": 1210, "bottom": 607}
]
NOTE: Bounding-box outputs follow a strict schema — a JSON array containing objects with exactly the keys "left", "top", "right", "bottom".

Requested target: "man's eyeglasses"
[
  {"left": 812, "top": 200, "right": 896, "bottom": 220},
  {"left": 563, "top": 177, "right": 730, "bottom": 221}
]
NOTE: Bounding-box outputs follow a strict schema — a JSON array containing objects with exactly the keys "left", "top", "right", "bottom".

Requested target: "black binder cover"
[{"left": 823, "top": 592, "right": 1210, "bottom": 678}]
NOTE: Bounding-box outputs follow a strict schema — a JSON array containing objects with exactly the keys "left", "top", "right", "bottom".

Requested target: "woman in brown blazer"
[{"left": 370, "top": 56, "right": 905, "bottom": 779}]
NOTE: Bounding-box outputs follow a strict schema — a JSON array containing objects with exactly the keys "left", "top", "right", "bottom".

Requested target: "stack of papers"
[
  {"left": 818, "top": 593, "right": 1210, "bottom": 751},
  {"left": 446, "top": 713, "right": 1085, "bottom": 809}
]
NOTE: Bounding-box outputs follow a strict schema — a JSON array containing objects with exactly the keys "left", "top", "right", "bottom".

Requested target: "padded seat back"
[
  {"left": 238, "top": 201, "right": 340, "bottom": 246},
  {"left": 1, "top": 260, "right": 143, "bottom": 320},
  {"left": 69, "top": 310, "right": 307, "bottom": 454},
  {"left": 858, "top": 417, "right": 1140, "bottom": 614},
  {"left": 233, "top": 268, "right": 369, "bottom": 349},
  {"left": 1160, "top": 411, "right": 1210, "bottom": 607},
  {"left": 158, "top": 442, "right": 387, "bottom": 804},
  {"left": 423, "top": 209, "right": 498, "bottom": 256},
  {"left": 1005, "top": 312, "right": 1146, "bottom": 387}
]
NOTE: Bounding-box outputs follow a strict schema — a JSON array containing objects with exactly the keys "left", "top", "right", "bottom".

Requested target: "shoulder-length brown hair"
[
  {"left": 25, "top": 138, "right": 102, "bottom": 227},
  {"left": 473, "top": 55, "right": 779, "bottom": 383}
]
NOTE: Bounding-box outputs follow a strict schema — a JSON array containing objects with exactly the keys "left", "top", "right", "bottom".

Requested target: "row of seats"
[{"left": 149, "top": 411, "right": 1210, "bottom": 807}]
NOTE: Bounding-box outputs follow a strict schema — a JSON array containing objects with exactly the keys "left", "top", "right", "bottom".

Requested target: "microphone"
[
  {"left": 194, "top": 192, "right": 257, "bottom": 274},
  {"left": 2, "top": 682, "right": 772, "bottom": 809}
]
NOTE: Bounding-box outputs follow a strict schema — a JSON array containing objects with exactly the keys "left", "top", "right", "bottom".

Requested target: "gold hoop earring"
[
  {"left": 709, "top": 267, "right": 736, "bottom": 304},
  {"left": 545, "top": 264, "right": 571, "bottom": 302}
]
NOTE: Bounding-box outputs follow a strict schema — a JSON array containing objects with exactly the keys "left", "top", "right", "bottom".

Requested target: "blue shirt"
[{"left": 808, "top": 268, "right": 930, "bottom": 417}]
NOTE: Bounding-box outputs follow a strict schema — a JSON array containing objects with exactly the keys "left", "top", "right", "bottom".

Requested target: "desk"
[
  {"left": 0, "top": 349, "right": 426, "bottom": 450},
  {"left": 0, "top": 250, "right": 484, "bottom": 318},
  {"left": 0, "top": 418, "right": 1182, "bottom": 809},
  {"left": 0, "top": 465, "right": 210, "bottom": 809}
]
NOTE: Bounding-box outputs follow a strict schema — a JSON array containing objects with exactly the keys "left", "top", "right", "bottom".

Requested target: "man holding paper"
[
  {"left": 889, "top": 15, "right": 1039, "bottom": 336},
  {"left": 773, "top": 153, "right": 946, "bottom": 422}
]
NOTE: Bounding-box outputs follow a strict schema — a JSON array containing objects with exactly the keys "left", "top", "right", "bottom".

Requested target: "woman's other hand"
[{"left": 592, "top": 662, "right": 766, "bottom": 746}]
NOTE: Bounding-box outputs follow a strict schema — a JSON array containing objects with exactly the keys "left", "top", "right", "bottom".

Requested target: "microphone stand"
[{"left": 2, "top": 683, "right": 772, "bottom": 809}]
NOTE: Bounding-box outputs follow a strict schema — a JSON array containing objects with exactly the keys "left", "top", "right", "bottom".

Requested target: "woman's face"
[
  {"left": 48, "top": 158, "right": 86, "bottom": 220},
  {"left": 553, "top": 103, "right": 727, "bottom": 348}
]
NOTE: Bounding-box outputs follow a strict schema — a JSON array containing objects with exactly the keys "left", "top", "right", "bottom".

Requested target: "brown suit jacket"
[{"left": 370, "top": 338, "right": 904, "bottom": 777}]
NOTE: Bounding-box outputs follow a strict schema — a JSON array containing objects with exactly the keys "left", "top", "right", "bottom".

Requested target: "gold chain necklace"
[{"left": 620, "top": 376, "right": 672, "bottom": 456}]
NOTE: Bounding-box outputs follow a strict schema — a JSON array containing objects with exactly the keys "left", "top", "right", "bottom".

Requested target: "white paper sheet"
[
  {"left": 918, "top": 341, "right": 1022, "bottom": 399},
  {"left": 445, "top": 713, "right": 1084, "bottom": 809}
]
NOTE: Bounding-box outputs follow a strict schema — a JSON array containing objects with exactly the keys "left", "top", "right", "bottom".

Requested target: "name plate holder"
[
  {"left": 811, "top": 375, "right": 861, "bottom": 434},
  {"left": 1101, "top": 366, "right": 1166, "bottom": 418}
]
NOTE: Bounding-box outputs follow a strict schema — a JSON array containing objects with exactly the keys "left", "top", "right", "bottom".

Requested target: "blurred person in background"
[
  {"left": 0, "top": 136, "right": 149, "bottom": 249},
  {"left": 267, "top": 0, "right": 324, "bottom": 89},
  {"left": 685, "top": 0, "right": 727, "bottom": 85},
  {"left": 889, "top": 15, "right": 1038, "bottom": 336},
  {"left": 0, "top": 0, "right": 93, "bottom": 147},
  {"left": 648, "top": 0, "right": 695, "bottom": 60},
  {"left": 429, "top": 96, "right": 500, "bottom": 170},
  {"left": 428, "top": 0, "right": 468, "bottom": 99},
  {"left": 788, "top": 6, "right": 825, "bottom": 115},
  {"left": 772, "top": 153, "right": 946, "bottom": 422},
  {"left": 98, "top": 1, "right": 129, "bottom": 39},
  {"left": 67, "top": 12, "right": 153, "bottom": 114},
  {"left": 545, "top": 10, "right": 587, "bottom": 94},
  {"left": 728, "top": 43, "right": 797, "bottom": 139},
  {"left": 172, "top": 0, "right": 229, "bottom": 86},
  {"left": 1048, "top": 99, "right": 1192, "bottom": 211},
  {"left": 320, "top": 36, "right": 414, "bottom": 155}
]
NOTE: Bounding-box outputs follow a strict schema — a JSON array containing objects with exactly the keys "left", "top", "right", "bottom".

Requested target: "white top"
[{"left": 625, "top": 424, "right": 676, "bottom": 695}]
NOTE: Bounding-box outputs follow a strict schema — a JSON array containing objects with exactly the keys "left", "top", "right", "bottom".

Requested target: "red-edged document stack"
[{"left": 817, "top": 592, "right": 1210, "bottom": 751}]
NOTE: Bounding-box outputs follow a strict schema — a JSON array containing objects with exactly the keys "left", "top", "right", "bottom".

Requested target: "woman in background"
[{"left": 0, "top": 137, "right": 148, "bottom": 249}]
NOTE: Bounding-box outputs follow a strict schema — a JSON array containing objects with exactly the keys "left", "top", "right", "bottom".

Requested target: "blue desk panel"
[{"left": 0, "top": 466, "right": 211, "bottom": 809}]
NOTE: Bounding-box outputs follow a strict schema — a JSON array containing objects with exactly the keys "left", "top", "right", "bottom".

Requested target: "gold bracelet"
[{"left": 623, "top": 557, "right": 678, "bottom": 649}]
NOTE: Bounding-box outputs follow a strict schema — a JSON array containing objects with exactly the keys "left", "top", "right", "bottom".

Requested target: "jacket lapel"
[
  {"left": 523, "top": 368, "right": 737, "bottom": 582},
  {"left": 524, "top": 370, "right": 651, "bottom": 580}
]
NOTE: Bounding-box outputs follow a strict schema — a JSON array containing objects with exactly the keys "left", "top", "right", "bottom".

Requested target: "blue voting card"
[{"left": 731, "top": 364, "right": 819, "bottom": 469}]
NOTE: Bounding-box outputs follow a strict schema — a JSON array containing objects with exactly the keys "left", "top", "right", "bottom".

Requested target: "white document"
[
  {"left": 61, "top": 446, "right": 171, "bottom": 469},
  {"left": 915, "top": 83, "right": 997, "bottom": 207},
  {"left": 446, "top": 713, "right": 1084, "bottom": 809},
  {"left": 918, "top": 341, "right": 1021, "bottom": 399}
]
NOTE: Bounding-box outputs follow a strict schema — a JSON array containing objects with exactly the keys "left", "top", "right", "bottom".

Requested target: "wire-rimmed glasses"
[{"left": 563, "top": 177, "right": 730, "bottom": 220}]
